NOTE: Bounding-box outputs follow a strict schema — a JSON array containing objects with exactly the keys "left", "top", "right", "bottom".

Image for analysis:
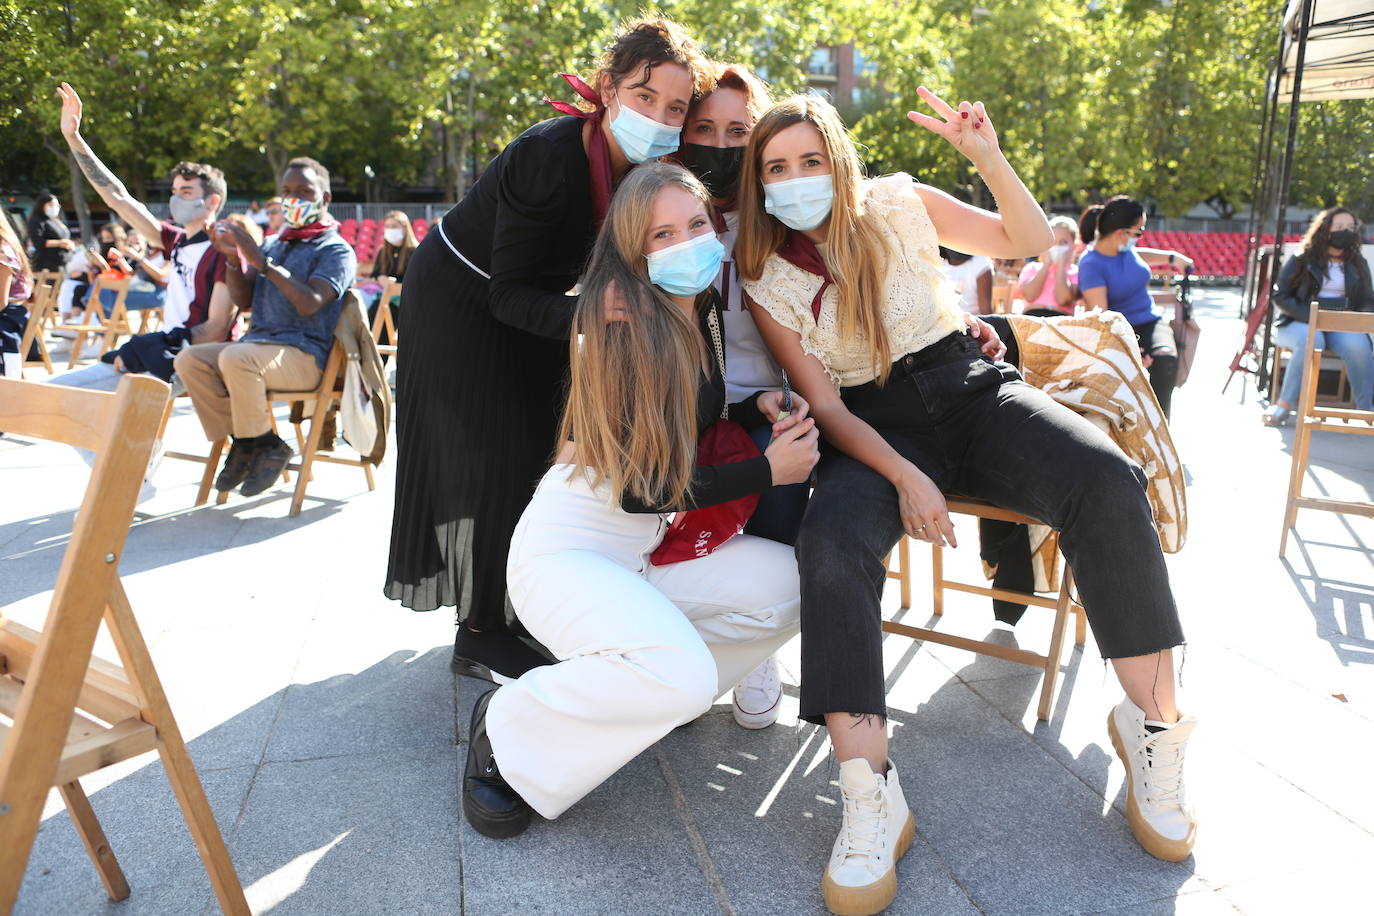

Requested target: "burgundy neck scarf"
[
  {"left": 278, "top": 214, "right": 337, "bottom": 243},
  {"left": 545, "top": 73, "right": 614, "bottom": 228},
  {"left": 777, "top": 229, "right": 833, "bottom": 320}
]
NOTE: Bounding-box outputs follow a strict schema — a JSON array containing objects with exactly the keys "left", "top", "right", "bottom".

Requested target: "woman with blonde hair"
[
  {"left": 1017, "top": 214, "right": 1079, "bottom": 316},
  {"left": 360, "top": 210, "right": 416, "bottom": 347},
  {"left": 736, "top": 94, "right": 1198, "bottom": 914},
  {"left": 462, "top": 161, "right": 818, "bottom": 839}
]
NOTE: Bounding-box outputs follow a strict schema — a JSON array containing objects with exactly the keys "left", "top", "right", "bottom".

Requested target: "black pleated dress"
[{"left": 385, "top": 116, "right": 596, "bottom": 627}]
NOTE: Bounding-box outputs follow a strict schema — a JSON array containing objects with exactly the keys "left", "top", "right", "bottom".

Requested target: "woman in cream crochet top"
[{"left": 734, "top": 93, "right": 1199, "bottom": 916}]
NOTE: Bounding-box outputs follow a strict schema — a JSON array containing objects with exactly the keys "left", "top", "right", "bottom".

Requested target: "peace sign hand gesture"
[{"left": 906, "top": 87, "right": 1002, "bottom": 168}]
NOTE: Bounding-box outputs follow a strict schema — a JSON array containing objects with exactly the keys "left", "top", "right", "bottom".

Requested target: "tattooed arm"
[{"left": 57, "top": 83, "right": 163, "bottom": 245}]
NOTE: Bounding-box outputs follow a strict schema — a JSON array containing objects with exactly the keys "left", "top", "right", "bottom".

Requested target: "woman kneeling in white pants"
[{"left": 462, "top": 162, "right": 820, "bottom": 838}]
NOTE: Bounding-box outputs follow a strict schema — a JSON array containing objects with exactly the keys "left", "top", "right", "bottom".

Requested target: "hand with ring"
[{"left": 894, "top": 464, "right": 956, "bottom": 547}]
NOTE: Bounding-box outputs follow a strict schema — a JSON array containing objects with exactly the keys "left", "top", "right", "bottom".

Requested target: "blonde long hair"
[
  {"left": 734, "top": 95, "right": 894, "bottom": 382},
  {"left": 557, "top": 162, "right": 712, "bottom": 508}
]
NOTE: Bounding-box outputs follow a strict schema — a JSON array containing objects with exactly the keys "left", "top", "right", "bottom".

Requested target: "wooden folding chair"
[
  {"left": 31, "top": 271, "right": 64, "bottom": 333},
  {"left": 56, "top": 276, "right": 134, "bottom": 369},
  {"left": 1279, "top": 305, "right": 1374, "bottom": 557},
  {"left": 369, "top": 277, "right": 400, "bottom": 360},
  {"left": 884, "top": 497, "right": 1086, "bottom": 721},
  {"left": 0, "top": 375, "right": 248, "bottom": 915},
  {"left": 18, "top": 273, "right": 60, "bottom": 377}
]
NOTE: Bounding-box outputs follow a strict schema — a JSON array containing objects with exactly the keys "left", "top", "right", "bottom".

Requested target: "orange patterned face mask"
[{"left": 280, "top": 197, "right": 322, "bottom": 229}]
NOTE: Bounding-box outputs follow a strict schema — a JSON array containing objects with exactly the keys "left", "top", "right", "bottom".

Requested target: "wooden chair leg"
[
  {"left": 1281, "top": 341, "right": 1322, "bottom": 557},
  {"left": 104, "top": 583, "right": 250, "bottom": 915},
  {"left": 362, "top": 460, "right": 375, "bottom": 491},
  {"left": 270, "top": 412, "right": 291, "bottom": 483},
  {"left": 58, "top": 779, "right": 131, "bottom": 901},
  {"left": 931, "top": 543, "right": 944, "bottom": 616},
  {"left": 1073, "top": 604, "right": 1087, "bottom": 647},
  {"left": 290, "top": 396, "right": 332, "bottom": 517},
  {"left": 1036, "top": 567, "right": 1076, "bottom": 721},
  {"left": 897, "top": 536, "right": 911, "bottom": 609},
  {"left": 67, "top": 328, "right": 88, "bottom": 370},
  {"left": 195, "top": 438, "right": 227, "bottom": 507}
]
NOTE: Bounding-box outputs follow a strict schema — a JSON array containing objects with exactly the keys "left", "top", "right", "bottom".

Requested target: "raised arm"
[
  {"left": 907, "top": 88, "right": 1053, "bottom": 260},
  {"left": 57, "top": 83, "right": 163, "bottom": 245},
  {"left": 748, "top": 294, "right": 957, "bottom": 547}
]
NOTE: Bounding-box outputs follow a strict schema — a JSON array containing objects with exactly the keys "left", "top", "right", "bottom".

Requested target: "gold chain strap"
[{"left": 706, "top": 304, "right": 728, "bottom": 419}]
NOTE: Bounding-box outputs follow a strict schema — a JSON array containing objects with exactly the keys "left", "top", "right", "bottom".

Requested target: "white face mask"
[
  {"left": 45, "top": 202, "right": 61, "bottom": 219},
  {"left": 384, "top": 227, "right": 405, "bottom": 246}
]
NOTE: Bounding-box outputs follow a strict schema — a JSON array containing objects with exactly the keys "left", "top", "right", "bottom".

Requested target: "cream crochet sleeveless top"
[{"left": 741, "top": 173, "right": 964, "bottom": 387}]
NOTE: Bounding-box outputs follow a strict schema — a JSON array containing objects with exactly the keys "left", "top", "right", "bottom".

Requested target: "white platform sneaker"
[
  {"left": 732, "top": 656, "right": 782, "bottom": 729},
  {"left": 1108, "top": 697, "right": 1199, "bottom": 861},
  {"left": 822, "top": 758, "right": 916, "bottom": 916}
]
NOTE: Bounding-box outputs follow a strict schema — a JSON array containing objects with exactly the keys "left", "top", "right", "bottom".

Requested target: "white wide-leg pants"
[{"left": 485, "top": 465, "right": 801, "bottom": 820}]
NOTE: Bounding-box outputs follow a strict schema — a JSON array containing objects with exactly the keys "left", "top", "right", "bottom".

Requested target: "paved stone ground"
[{"left": 3, "top": 286, "right": 1371, "bottom": 915}]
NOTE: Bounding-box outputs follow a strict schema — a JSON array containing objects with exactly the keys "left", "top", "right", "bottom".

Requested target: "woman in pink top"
[
  {"left": 0, "top": 212, "right": 35, "bottom": 378},
  {"left": 1017, "top": 215, "right": 1078, "bottom": 316}
]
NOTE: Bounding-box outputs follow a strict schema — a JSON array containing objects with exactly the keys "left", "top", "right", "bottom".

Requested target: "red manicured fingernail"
[
  {"left": 976, "top": 119, "right": 983, "bottom": 128},
  {"left": 961, "top": 111, "right": 969, "bottom": 119}
]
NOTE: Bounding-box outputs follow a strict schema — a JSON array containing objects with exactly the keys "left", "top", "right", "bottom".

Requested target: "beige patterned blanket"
[{"left": 993, "top": 310, "right": 1188, "bottom": 593}]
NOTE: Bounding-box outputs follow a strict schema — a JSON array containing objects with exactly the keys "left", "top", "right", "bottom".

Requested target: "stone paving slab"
[{"left": 4, "top": 287, "right": 1373, "bottom": 914}]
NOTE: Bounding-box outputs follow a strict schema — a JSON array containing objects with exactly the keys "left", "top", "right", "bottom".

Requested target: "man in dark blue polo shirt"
[{"left": 175, "top": 156, "right": 356, "bottom": 498}]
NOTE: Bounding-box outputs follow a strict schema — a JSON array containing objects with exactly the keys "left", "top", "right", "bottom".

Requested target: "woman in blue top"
[{"left": 1076, "top": 196, "right": 1193, "bottom": 418}]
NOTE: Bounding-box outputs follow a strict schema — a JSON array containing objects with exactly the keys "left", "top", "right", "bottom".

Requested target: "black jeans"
[
  {"left": 794, "top": 332, "right": 1184, "bottom": 724},
  {"left": 1133, "top": 319, "right": 1177, "bottom": 418},
  {"left": 744, "top": 423, "right": 809, "bottom": 546}
]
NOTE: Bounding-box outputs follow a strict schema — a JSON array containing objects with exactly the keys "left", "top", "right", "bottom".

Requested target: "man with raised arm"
[{"left": 55, "top": 82, "right": 235, "bottom": 389}]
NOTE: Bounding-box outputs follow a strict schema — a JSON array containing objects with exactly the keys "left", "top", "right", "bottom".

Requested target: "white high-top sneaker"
[
  {"left": 822, "top": 758, "right": 916, "bottom": 916},
  {"left": 732, "top": 656, "right": 782, "bottom": 729},
  {"left": 1108, "top": 697, "right": 1198, "bottom": 861}
]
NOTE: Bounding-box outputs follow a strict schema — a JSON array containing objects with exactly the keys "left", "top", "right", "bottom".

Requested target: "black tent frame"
[{"left": 1236, "top": 0, "right": 1374, "bottom": 393}]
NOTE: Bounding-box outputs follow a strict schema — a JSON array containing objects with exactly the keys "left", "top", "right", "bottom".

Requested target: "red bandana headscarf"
[{"left": 545, "top": 73, "right": 615, "bottom": 228}]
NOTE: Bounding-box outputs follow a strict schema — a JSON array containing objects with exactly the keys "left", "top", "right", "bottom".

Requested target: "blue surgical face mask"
[
  {"left": 609, "top": 101, "right": 682, "bottom": 164},
  {"left": 646, "top": 231, "right": 725, "bottom": 296},
  {"left": 763, "top": 174, "right": 834, "bottom": 231}
]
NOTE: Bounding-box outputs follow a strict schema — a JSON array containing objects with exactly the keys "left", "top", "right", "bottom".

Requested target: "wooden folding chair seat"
[
  {"left": 54, "top": 275, "right": 134, "bottom": 369},
  {"left": 884, "top": 497, "right": 1086, "bottom": 721},
  {"left": 369, "top": 277, "right": 401, "bottom": 359},
  {"left": 1269, "top": 344, "right": 1351, "bottom": 406},
  {"left": 0, "top": 374, "right": 248, "bottom": 914},
  {"left": 1279, "top": 305, "right": 1374, "bottom": 557},
  {"left": 18, "top": 273, "right": 60, "bottom": 377}
]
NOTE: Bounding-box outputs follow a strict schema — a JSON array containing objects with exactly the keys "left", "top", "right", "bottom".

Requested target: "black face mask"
[
  {"left": 680, "top": 143, "right": 745, "bottom": 200},
  {"left": 1329, "top": 228, "right": 1360, "bottom": 249}
]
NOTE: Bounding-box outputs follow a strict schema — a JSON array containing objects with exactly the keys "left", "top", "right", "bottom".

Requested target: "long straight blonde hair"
[
  {"left": 734, "top": 95, "right": 894, "bottom": 382},
  {"left": 557, "top": 162, "right": 712, "bottom": 508}
]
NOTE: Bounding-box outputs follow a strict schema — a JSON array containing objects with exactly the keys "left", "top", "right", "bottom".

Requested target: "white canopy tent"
[
  {"left": 1278, "top": 0, "right": 1374, "bottom": 101},
  {"left": 1228, "top": 0, "right": 1374, "bottom": 393}
]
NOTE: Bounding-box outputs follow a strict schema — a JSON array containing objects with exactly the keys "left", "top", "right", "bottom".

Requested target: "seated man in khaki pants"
[{"left": 175, "top": 156, "right": 356, "bottom": 498}]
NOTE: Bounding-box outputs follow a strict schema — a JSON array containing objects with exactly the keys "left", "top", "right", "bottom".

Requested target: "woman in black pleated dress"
[{"left": 385, "top": 17, "right": 714, "bottom": 680}]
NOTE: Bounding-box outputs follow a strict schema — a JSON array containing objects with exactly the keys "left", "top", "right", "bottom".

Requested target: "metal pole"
[
  {"left": 1242, "top": 51, "right": 1281, "bottom": 318},
  {"left": 1259, "top": 0, "right": 1315, "bottom": 395}
]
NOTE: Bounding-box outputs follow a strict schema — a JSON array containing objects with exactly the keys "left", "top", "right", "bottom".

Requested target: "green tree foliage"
[{"left": 0, "top": 0, "right": 1366, "bottom": 222}]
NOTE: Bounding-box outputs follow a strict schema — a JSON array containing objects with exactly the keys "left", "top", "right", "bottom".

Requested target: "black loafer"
[
  {"left": 463, "top": 689, "right": 532, "bottom": 839},
  {"left": 239, "top": 437, "right": 293, "bottom": 497},
  {"left": 215, "top": 438, "right": 258, "bottom": 492}
]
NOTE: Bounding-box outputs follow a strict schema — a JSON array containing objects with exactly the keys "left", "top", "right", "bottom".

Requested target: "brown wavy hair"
[
  {"left": 584, "top": 16, "right": 714, "bottom": 108},
  {"left": 556, "top": 162, "right": 712, "bottom": 509},
  {"left": 734, "top": 95, "right": 894, "bottom": 382},
  {"left": 1291, "top": 207, "right": 1369, "bottom": 291}
]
